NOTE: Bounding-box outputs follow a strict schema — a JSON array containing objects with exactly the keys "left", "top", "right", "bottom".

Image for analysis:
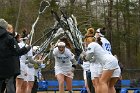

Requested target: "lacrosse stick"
[
  {"left": 33, "top": 30, "right": 65, "bottom": 62},
  {"left": 60, "top": 10, "right": 82, "bottom": 50},
  {"left": 29, "top": 0, "right": 50, "bottom": 45},
  {"left": 51, "top": 10, "right": 76, "bottom": 47}
]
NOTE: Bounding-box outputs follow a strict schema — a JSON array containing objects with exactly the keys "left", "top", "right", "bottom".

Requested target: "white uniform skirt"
[
  {"left": 82, "top": 62, "right": 90, "bottom": 80},
  {"left": 17, "top": 62, "right": 26, "bottom": 79},
  {"left": 24, "top": 65, "right": 35, "bottom": 81},
  {"left": 99, "top": 54, "right": 121, "bottom": 77},
  {"left": 55, "top": 66, "right": 74, "bottom": 79},
  {"left": 111, "top": 66, "right": 121, "bottom": 77},
  {"left": 90, "top": 62, "right": 102, "bottom": 80},
  {"left": 99, "top": 54, "right": 119, "bottom": 70}
]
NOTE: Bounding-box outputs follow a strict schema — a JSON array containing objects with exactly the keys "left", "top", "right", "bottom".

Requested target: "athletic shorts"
[
  {"left": 82, "top": 62, "right": 90, "bottom": 80},
  {"left": 55, "top": 67, "right": 74, "bottom": 79},
  {"left": 90, "top": 63, "right": 102, "bottom": 80},
  {"left": 17, "top": 62, "right": 26, "bottom": 79},
  {"left": 102, "top": 55, "right": 119, "bottom": 70},
  {"left": 24, "top": 66, "right": 35, "bottom": 81},
  {"left": 111, "top": 66, "right": 121, "bottom": 77},
  {"left": 99, "top": 56, "right": 121, "bottom": 77},
  {"left": 83, "top": 70, "right": 88, "bottom": 80},
  {"left": 102, "top": 66, "right": 121, "bottom": 78}
]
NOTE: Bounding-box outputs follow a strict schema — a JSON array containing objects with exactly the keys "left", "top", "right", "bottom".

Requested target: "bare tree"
[{"left": 107, "top": 0, "right": 113, "bottom": 43}]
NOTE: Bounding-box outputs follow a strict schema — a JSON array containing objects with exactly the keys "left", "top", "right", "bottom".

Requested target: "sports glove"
[
  {"left": 71, "top": 64, "right": 76, "bottom": 72},
  {"left": 79, "top": 51, "right": 86, "bottom": 61},
  {"left": 25, "top": 60, "right": 29, "bottom": 64},
  {"left": 72, "top": 64, "right": 76, "bottom": 69},
  {"left": 27, "top": 56, "right": 41, "bottom": 65},
  {"left": 89, "top": 56, "right": 96, "bottom": 63},
  {"left": 50, "top": 42, "right": 55, "bottom": 50},
  {"left": 27, "top": 63, "right": 34, "bottom": 68},
  {"left": 77, "top": 56, "right": 83, "bottom": 64}
]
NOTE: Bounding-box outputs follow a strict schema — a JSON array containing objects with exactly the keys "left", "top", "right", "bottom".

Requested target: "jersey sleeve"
[
  {"left": 27, "top": 47, "right": 33, "bottom": 56},
  {"left": 86, "top": 43, "right": 95, "bottom": 54},
  {"left": 66, "top": 48, "right": 74, "bottom": 60},
  {"left": 53, "top": 47, "right": 58, "bottom": 56},
  {"left": 101, "top": 37, "right": 112, "bottom": 54}
]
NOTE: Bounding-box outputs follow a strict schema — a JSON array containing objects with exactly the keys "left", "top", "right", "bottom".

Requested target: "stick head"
[{"left": 39, "top": 0, "right": 50, "bottom": 14}]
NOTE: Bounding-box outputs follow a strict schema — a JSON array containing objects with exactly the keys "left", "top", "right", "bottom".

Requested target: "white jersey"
[
  {"left": 18, "top": 41, "right": 33, "bottom": 63},
  {"left": 53, "top": 47, "right": 74, "bottom": 70},
  {"left": 81, "top": 61, "right": 90, "bottom": 71},
  {"left": 81, "top": 61, "right": 90, "bottom": 80},
  {"left": 86, "top": 42, "right": 119, "bottom": 70},
  {"left": 100, "top": 37, "right": 112, "bottom": 54},
  {"left": 17, "top": 41, "right": 34, "bottom": 80},
  {"left": 18, "top": 41, "right": 27, "bottom": 63}
]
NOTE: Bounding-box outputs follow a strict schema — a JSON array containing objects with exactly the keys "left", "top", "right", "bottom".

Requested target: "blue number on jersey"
[{"left": 105, "top": 43, "right": 111, "bottom": 52}]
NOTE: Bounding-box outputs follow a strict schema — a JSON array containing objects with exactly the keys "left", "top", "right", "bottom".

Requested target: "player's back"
[{"left": 101, "top": 37, "right": 112, "bottom": 54}]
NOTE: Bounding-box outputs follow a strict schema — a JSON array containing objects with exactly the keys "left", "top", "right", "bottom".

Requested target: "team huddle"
[
  {"left": 0, "top": 18, "right": 121, "bottom": 93},
  {"left": 47, "top": 27, "right": 121, "bottom": 93}
]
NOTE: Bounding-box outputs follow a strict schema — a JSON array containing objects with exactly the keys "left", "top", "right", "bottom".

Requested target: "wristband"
[{"left": 72, "top": 64, "right": 76, "bottom": 69}]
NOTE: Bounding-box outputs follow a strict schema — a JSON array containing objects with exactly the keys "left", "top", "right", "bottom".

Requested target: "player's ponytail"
[{"left": 96, "top": 37, "right": 102, "bottom": 46}]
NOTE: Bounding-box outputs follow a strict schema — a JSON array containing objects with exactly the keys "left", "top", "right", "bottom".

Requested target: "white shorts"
[
  {"left": 102, "top": 55, "right": 119, "bottom": 70},
  {"left": 55, "top": 67, "right": 74, "bottom": 79},
  {"left": 90, "top": 63, "right": 102, "bottom": 80},
  {"left": 111, "top": 66, "right": 121, "bottom": 77},
  {"left": 99, "top": 56, "right": 121, "bottom": 77},
  {"left": 82, "top": 62, "right": 90, "bottom": 80},
  {"left": 83, "top": 70, "right": 88, "bottom": 80},
  {"left": 102, "top": 66, "right": 121, "bottom": 78},
  {"left": 24, "top": 66, "right": 35, "bottom": 81},
  {"left": 17, "top": 62, "right": 26, "bottom": 79}
]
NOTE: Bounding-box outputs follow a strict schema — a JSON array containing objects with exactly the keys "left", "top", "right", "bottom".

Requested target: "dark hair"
[
  {"left": 96, "top": 37, "right": 102, "bottom": 46},
  {"left": 100, "top": 27, "right": 106, "bottom": 35},
  {"left": 119, "top": 62, "right": 124, "bottom": 73},
  {"left": 21, "top": 28, "right": 28, "bottom": 38},
  {"left": 15, "top": 34, "right": 21, "bottom": 43},
  {"left": 59, "top": 36, "right": 72, "bottom": 49}
]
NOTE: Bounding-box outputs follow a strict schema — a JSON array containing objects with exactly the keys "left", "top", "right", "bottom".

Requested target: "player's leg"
[
  {"left": 65, "top": 76, "right": 73, "bottom": 92},
  {"left": 97, "top": 70, "right": 114, "bottom": 93},
  {"left": 108, "top": 68, "right": 121, "bottom": 93},
  {"left": 56, "top": 74, "right": 65, "bottom": 93}
]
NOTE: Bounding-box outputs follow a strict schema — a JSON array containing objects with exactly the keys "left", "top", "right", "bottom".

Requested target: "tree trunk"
[
  {"left": 107, "top": 0, "right": 113, "bottom": 43},
  {"left": 116, "top": 0, "right": 121, "bottom": 58}
]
